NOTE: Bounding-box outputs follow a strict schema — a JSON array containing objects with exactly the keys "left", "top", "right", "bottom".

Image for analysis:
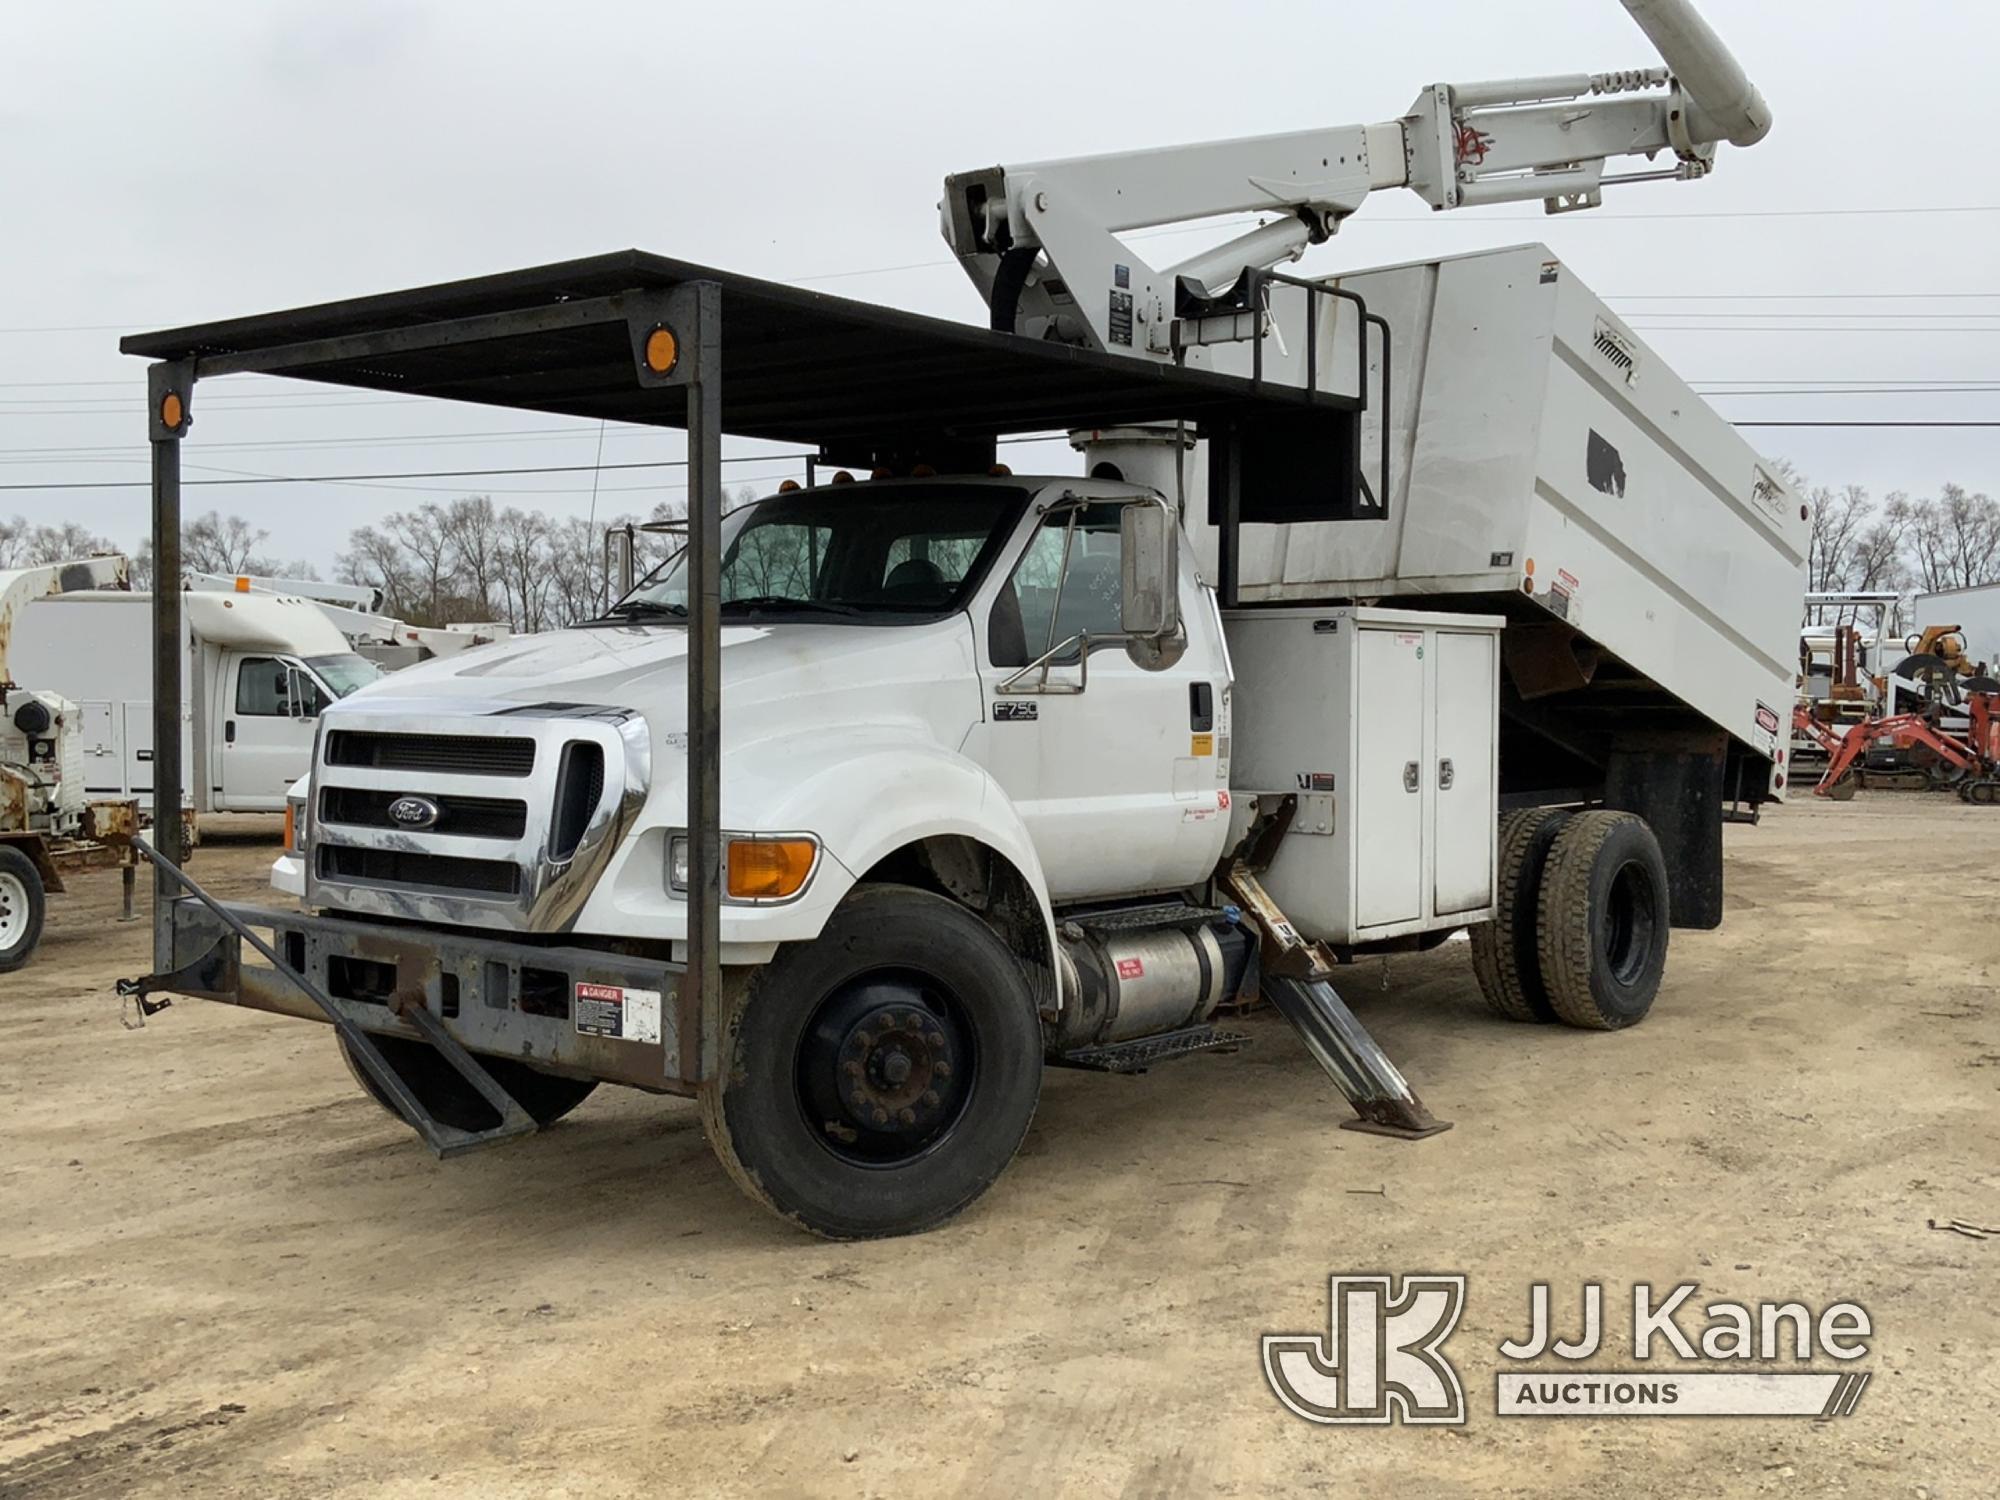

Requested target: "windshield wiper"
[
  {"left": 721, "top": 596, "right": 864, "bottom": 616},
  {"left": 591, "top": 599, "right": 689, "bottom": 623}
]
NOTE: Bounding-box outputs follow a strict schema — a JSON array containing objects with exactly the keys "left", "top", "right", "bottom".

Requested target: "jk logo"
[{"left": 1262, "top": 1274, "right": 1468, "bottom": 1425}]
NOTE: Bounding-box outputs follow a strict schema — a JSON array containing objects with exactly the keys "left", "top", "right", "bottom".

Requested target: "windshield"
[
  {"left": 306, "top": 653, "right": 386, "bottom": 699},
  {"left": 615, "top": 483, "right": 1029, "bottom": 624}
]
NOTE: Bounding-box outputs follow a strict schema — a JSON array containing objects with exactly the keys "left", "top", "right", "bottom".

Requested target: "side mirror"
[
  {"left": 1120, "top": 500, "right": 1184, "bottom": 671},
  {"left": 604, "top": 524, "right": 636, "bottom": 609}
]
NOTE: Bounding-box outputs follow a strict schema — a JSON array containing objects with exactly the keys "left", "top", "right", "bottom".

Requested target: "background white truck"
[
  {"left": 118, "top": 0, "right": 1801, "bottom": 1238},
  {"left": 13, "top": 588, "right": 383, "bottom": 813}
]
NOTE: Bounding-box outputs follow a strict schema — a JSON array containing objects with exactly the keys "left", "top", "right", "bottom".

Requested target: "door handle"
[
  {"left": 1402, "top": 761, "right": 1420, "bottom": 793},
  {"left": 1438, "top": 757, "right": 1455, "bottom": 790},
  {"left": 1189, "top": 681, "right": 1214, "bottom": 732},
  {"left": 225, "top": 719, "right": 236, "bottom": 744}
]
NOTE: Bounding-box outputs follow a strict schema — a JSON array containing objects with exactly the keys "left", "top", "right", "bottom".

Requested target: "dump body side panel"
[{"left": 1226, "top": 243, "right": 1806, "bottom": 765}]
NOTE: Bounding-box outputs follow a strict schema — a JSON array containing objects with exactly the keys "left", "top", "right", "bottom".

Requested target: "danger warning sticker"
[
  {"left": 1115, "top": 957, "right": 1146, "bottom": 980},
  {"left": 575, "top": 982, "right": 663, "bottom": 1044}
]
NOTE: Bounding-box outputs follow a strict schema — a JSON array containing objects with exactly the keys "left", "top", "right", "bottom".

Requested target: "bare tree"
[
  {"left": 385, "top": 504, "right": 456, "bottom": 625},
  {"left": 495, "top": 506, "right": 555, "bottom": 633},
  {"left": 10, "top": 520, "right": 121, "bottom": 568},
  {"left": 338, "top": 524, "right": 421, "bottom": 620},
  {"left": 543, "top": 514, "right": 603, "bottom": 626},
  {"left": 1805, "top": 483, "right": 1874, "bottom": 592},
  {"left": 181, "top": 511, "right": 277, "bottom": 575},
  {"left": 440, "top": 495, "right": 502, "bottom": 620},
  {"left": 1901, "top": 484, "right": 2000, "bottom": 592}
]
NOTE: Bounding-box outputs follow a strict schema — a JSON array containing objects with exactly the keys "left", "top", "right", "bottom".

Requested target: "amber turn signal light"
[
  {"left": 643, "top": 325, "right": 679, "bottom": 374},
  {"left": 726, "top": 837, "right": 817, "bottom": 900}
]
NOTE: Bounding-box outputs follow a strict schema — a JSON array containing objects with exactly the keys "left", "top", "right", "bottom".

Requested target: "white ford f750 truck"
[{"left": 116, "top": 0, "right": 1801, "bottom": 1237}]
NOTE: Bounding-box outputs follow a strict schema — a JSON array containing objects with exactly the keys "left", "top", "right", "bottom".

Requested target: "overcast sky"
[{"left": 4, "top": 0, "right": 1994, "bottom": 571}]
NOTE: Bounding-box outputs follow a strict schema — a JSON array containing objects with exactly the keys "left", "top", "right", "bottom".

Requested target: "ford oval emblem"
[{"left": 387, "top": 795, "right": 441, "bottom": 830}]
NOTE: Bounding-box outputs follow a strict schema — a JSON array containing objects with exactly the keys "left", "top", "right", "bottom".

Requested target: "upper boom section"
[{"left": 943, "top": 0, "right": 1772, "bottom": 357}]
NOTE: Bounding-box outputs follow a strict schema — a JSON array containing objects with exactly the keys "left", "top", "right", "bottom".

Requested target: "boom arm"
[
  {"left": 0, "top": 555, "right": 130, "bottom": 693},
  {"left": 944, "top": 0, "right": 1772, "bottom": 358}
]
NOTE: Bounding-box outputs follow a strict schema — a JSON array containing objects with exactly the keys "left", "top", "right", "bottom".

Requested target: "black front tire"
[
  {"left": 0, "top": 846, "right": 47, "bottom": 974},
  {"left": 700, "top": 883, "right": 1043, "bottom": 1239},
  {"left": 1535, "top": 810, "right": 1671, "bottom": 1031},
  {"left": 338, "top": 1033, "right": 598, "bottom": 1133}
]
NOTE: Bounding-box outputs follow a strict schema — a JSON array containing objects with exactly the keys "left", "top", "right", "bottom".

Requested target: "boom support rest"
[{"left": 118, "top": 836, "right": 539, "bottom": 1158}]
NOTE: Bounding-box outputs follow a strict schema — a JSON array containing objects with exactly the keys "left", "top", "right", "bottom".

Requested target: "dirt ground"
[{"left": 2, "top": 798, "right": 1995, "bottom": 1498}]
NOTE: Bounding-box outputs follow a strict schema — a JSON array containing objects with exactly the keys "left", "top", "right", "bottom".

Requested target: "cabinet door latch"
[
  {"left": 1438, "top": 757, "right": 1455, "bottom": 790},
  {"left": 1402, "top": 760, "right": 1420, "bottom": 793}
]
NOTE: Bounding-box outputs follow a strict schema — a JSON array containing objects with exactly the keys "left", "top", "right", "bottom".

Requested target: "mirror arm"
[{"left": 997, "top": 630, "right": 1104, "bottom": 695}]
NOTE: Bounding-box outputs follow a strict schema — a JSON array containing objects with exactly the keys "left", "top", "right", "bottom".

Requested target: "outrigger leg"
[{"left": 1217, "top": 802, "right": 1451, "bottom": 1140}]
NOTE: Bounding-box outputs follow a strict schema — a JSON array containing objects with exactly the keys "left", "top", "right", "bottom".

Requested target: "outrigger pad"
[{"left": 1261, "top": 974, "right": 1451, "bottom": 1140}]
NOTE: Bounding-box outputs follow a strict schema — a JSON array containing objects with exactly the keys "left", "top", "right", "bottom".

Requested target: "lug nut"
[
  {"left": 922, "top": 1089, "right": 940, "bottom": 1107},
  {"left": 933, "top": 1061, "right": 952, "bottom": 1079},
  {"left": 843, "top": 1060, "right": 862, "bottom": 1078},
  {"left": 872, "top": 1107, "right": 889, "bottom": 1126},
  {"left": 898, "top": 1108, "right": 916, "bottom": 1125}
]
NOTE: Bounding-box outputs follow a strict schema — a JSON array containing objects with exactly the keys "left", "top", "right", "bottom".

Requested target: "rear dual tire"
[{"left": 1470, "top": 808, "right": 1670, "bottom": 1031}]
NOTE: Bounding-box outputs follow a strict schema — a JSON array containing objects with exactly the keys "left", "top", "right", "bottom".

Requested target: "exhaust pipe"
[{"left": 1620, "top": 0, "right": 1772, "bottom": 147}]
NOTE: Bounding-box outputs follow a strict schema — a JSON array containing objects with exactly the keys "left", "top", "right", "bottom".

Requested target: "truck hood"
[{"left": 331, "top": 617, "right": 983, "bottom": 749}]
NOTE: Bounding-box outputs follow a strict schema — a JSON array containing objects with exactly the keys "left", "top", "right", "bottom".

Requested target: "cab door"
[
  {"left": 220, "top": 654, "right": 317, "bottom": 810},
  {"left": 965, "top": 499, "right": 1230, "bottom": 902}
]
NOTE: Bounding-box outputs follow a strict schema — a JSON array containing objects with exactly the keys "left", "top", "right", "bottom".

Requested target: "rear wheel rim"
[
  {"left": 793, "top": 971, "right": 975, "bottom": 1168},
  {"left": 0, "top": 871, "right": 28, "bottom": 950},
  {"left": 1603, "top": 861, "right": 1659, "bottom": 988}
]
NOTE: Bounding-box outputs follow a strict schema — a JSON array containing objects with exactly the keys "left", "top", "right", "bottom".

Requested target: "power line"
[
  {"left": 1629, "top": 325, "right": 2000, "bottom": 334},
  {"left": 1730, "top": 421, "right": 2000, "bottom": 429},
  {"left": 6, "top": 203, "right": 2000, "bottom": 336},
  {"left": 0, "top": 455, "right": 814, "bottom": 494},
  {"left": 0, "top": 411, "right": 1989, "bottom": 497}
]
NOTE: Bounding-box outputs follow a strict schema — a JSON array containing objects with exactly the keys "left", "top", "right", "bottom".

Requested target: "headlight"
[
  {"left": 285, "top": 793, "right": 310, "bottom": 855},
  {"left": 667, "top": 830, "right": 821, "bottom": 904}
]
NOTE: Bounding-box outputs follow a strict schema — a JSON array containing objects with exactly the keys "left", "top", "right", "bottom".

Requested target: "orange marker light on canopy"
[
  {"left": 160, "top": 391, "right": 184, "bottom": 429},
  {"left": 643, "top": 325, "right": 679, "bottom": 375},
  {"left": 726, "top": 838, "right": 817, "bottom": 900}
]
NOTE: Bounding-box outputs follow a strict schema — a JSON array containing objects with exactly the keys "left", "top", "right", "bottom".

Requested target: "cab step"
[{"left": 1055, "top": 1023, "right": 1249, "bottom": 1074}]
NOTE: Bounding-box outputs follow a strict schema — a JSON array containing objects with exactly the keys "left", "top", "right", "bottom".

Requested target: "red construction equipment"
[{"left": 1811, "top": 693, "right": 2000, "bottom": 804}]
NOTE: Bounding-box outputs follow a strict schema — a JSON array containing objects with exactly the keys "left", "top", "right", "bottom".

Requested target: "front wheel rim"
[
  {"left": 0, "top": 871, "right": 28, "bottom": 949},
  {"left": 793, "top": 971, "right": 975, "bottom": 1168}
]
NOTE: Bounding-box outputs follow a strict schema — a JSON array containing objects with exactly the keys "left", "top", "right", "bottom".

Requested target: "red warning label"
[{"left": 1115, "top": 957, "right": 1146, "bottom": 980}]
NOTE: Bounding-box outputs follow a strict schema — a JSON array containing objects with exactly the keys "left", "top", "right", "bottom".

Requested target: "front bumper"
[{"left": 153, "top": 893, "right": 705, "bottom": 1093}]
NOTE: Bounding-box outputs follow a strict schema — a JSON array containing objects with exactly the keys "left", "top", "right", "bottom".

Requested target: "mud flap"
[{"left": 116, "top": 836, "right": 538, "bottom": 1159}]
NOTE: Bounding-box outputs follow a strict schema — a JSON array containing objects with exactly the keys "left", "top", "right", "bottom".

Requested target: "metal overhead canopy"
[
  {"left": 123, "top": 248, "right": 1361, "bottom": 1116},
  {"left": 120, "top": 249, "right": 1350, "bottom": 454}
]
